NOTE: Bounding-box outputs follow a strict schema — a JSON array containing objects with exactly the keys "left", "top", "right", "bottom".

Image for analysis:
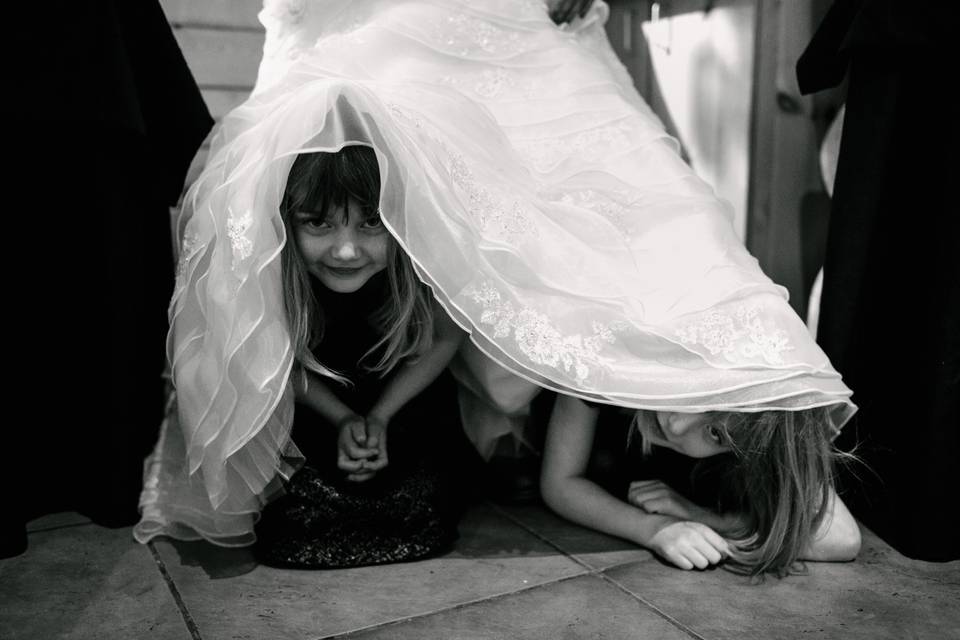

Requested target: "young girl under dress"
[
  {"left": 137, "top": 141, "right": 473, "bottom": 568},
  {"left": 136, "top": 0, "right": 861, "bottom": 578},
  {"left": 252, "top": 145, "right": 471, "bottom": 567}
]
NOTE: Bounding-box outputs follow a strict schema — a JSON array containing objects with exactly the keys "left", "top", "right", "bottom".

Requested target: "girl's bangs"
[{"left": 286, "top": 146, "right": 381, "bottom": 219}]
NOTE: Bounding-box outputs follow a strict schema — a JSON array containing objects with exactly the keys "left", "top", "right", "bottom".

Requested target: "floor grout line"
[
  {"left": 486, "top": 502, "right": 596, "bottom": 573},
  {"left": 490, "top": 502, "right": 708, "bottom": 640},
  {"left": 148, "top": 542, "right": 204, "bottom": 640},
  {"left": 317, "top": 573, "right": 594, "bottom": 640},
  {"left": 317, "top": 502, "right": 597, "bottom": 639},
  {"left": 596, "top": 573, "right": 709, "bottom": 640},
  {"left": 323, "top": 502, "right": 707, "bottom": 639}
]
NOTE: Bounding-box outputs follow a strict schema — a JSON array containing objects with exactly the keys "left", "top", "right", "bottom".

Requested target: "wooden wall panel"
[
  {"left": 747, "top": 0, "right": 820, "bottom": 316},
  {"left": 200, "top": 89, "right": 253, "bottom": 120},
  {"left": 173, "top": 27, "right": 264, "bottom": 89},
  {"left": 160, "top": 0, "right": 262, "bottom": 29}
]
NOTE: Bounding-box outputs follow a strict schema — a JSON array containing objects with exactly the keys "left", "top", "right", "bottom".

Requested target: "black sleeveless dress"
[{"left": 255, "top": 273, "right": 469, "bottom": 568}]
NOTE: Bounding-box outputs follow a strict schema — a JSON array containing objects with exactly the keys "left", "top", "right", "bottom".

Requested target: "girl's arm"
[
  {"left": 800, "top": 488, "right": 861, "bottom": 561},
  {"left": 296, "top": 369, "right": 357, "bottom": 426},
  {"left": 628, "top": 480, "right": 861, "bottom": 562},
  {"left": 540, "top": 396, "right": 729, "bottom": 570},
  {"left": 368, "top": 301, "right": 466, "bottom": 424},
  {"left": 356, "top": 304, "right": 464, "bottom": 479},
  {"left": 541, "top": 396, "right": 667, "bottom": 544},
  {"left": 295, "top": 370, "right": 377, "bottom": 474}
]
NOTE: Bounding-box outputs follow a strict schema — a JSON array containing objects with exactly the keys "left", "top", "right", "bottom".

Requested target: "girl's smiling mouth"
[{"left": 325, "top": 265, "right": 365, "bottom": 276}]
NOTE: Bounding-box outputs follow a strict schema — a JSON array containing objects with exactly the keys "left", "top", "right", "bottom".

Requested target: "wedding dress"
[{"left": 135, "top": 0, "right": 855, "bottom": 545}]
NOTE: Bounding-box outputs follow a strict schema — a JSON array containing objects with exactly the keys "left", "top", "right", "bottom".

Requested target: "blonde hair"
[
  {"left": 279, "top": 145, "right": 434, "bottom": 383},
  {"left": 632, "top": 407, "right": 847, "bottom": 578}
]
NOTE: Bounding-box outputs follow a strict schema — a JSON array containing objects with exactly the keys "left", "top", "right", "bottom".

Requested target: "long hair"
[
  {"left": 279, "top": 145, "right": 434, "bottom": 383},
  {"left": 632, "top": 407, "right": 847, "bottom": 578}
]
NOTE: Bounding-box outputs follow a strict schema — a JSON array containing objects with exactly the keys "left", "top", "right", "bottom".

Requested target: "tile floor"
[{"left": 2, "top": 503, "right": 958, "bottom": 640}]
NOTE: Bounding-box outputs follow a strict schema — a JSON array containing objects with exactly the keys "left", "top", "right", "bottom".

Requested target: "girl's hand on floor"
[
  {"left": 648, "top": 520, "right": 730, "bottom": 571},
  {"left": 546, "top": 0, "right": 594, "bottom": 25},
  {"left": 337, "top": 414, "right": 378, "bottom": 476}
]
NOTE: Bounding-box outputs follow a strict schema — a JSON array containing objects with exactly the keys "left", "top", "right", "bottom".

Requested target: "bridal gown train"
[{"left": 135, "top": 0, "right": 855, "bottom": 546}]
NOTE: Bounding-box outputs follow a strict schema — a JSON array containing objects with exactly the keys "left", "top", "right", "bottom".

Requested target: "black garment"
[
  {"left": 5, "top": 1, "right": 213, "bottom": 557},
  {"left": 797, "top": 1, "right": 959, "bottom": 560},
  {"left": 255, "top": 274, "right": 470, "bottom": 568}
]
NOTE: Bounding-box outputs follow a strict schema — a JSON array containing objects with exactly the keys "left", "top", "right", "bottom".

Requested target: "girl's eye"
[
  {"left": 705, "top": 425, "right": 723, "bottom": 445},
  {"left": 361, "top": 214, "right": 384, "bottom": 230},
  {"left": 296, "top": 213, "right": 331, "bottom": 230}
]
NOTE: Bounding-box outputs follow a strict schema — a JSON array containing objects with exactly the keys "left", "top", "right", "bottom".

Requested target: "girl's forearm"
[
  {"left": 541, "top": 474, "right": 673, "bottom": 548},
  {"left": 296, "top": 369, "right": 357, "bottom": 425},
  {"left": 369, "top": 331, "right": 465, "bottom": 421}
]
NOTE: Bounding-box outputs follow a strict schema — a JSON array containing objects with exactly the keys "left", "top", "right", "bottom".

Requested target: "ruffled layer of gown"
[{"left": 135, "top": 0, "right": 855, "bottom": 545}]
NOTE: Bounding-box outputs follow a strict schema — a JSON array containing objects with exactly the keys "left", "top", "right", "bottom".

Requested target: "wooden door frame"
[{"left": 747, "top": 0, "right": 823, "bottom": 317}]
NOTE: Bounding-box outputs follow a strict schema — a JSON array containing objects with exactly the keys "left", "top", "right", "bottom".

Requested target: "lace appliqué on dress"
[
  {"left": 448, "top": 151, "right": 536, "bottom": 241},
  {"left": 516, "top": 120, "right": 634, "bottom": 171},
  {"left": 433, "top": 13, "right": 528, "bottom": 58},
  {"left": 440, "top": 67, "right": 541, "bottom": 100},
  {"left": 468, "top": 281, "right": 619, "bottom": 384},
  {"left": 675, "top": 306, "right": 793, "bottom": 364},
  {"left": 175, "top": 229, "right": 202, "bottom": 284},
  {"left": 389, "top": 103, "right": 535, "bottom": 242},
  {"left": 548, "top": 188, "right": 634, "bottom": 235},
  {"left": 227, "top": 209, "right": 254, "bottom": 270}
]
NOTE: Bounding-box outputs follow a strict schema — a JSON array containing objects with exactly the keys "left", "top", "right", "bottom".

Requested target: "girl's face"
[
  {"left": 292, "top": 198, "right": 390, "bottom": 293},
  {"left": 641, "top": 411, "right": 732, "bottom": 458}
]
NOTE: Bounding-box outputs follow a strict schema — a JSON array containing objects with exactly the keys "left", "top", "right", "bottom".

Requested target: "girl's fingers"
[
  {"left": 630, "top": 491, "right": 667, "bottom": 510},
  {"left": 694, "top": 537, "right": 724, "bottom": 565},
  {"left": 629, "top": 480, "right": 666, "bottom": 494},
  {"left": 634, "top": 499, "right": 659, "bottom": 513},
  {"left": 365, "top": 455, "right": 388, "bottom": 471},
  {"left": 699, "top": 525, "right": 732, "bottom": 556},
  {"left": 343, "top": 441, "right": 377, "bottom": 459},
  {"left": 666, "top": 550, "right": 694, "bottom": 571},
  {"left": 630, "top": 489, "right": 667, "bottom": 503},
  {"left": 365, "top": 419, "right": 387, "bottom": 450},
  {"left": 337, "top": 454, "right": 364, "bottom": 472},
  {"left": 350, "top": 421, "right": 367, "bottom": 444},
  {"left": 683, "top": 547, "right": 710, "bottom": 570}
]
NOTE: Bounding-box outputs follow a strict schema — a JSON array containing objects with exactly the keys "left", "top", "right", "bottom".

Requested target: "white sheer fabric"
[{"left": 135, "top": 0, "right": 855, "bottom": 545}]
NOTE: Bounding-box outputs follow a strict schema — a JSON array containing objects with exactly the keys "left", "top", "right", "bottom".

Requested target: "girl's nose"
[
  {"left": 332, "top": 232, "right": 360, "bottom": 261},
  {"left": 665, "top": 412, "right": 697, "bottom": 436}
]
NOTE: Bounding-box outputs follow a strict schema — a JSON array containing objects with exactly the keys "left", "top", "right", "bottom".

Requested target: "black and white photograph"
[{"left": 3, "top": 0, "right": 957, "bottom": 638}]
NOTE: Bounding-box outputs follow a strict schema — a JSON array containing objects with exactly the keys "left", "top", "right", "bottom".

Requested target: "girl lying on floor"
[{"left": 541, "top": 396, "right": 860, "bottom": 576}]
